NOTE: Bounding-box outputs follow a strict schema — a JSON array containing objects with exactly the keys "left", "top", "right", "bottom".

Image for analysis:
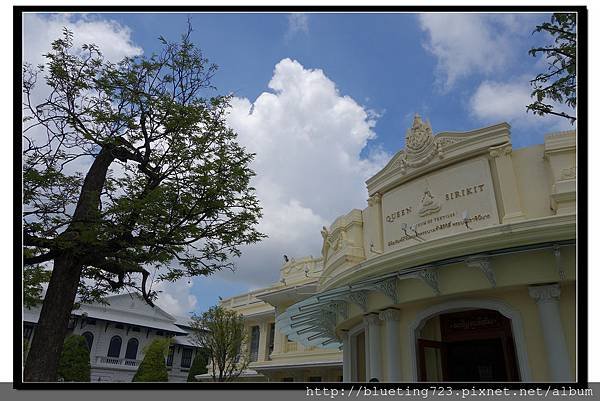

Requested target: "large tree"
[
  {"left": 189, "top": 305, "right": 250, "bottom": 382},
  {"left": 527, "top": 12, "right": 577, "bottom": 124},
  {"left": 22, "top": 27, "right": 265, "bottom": 381}
]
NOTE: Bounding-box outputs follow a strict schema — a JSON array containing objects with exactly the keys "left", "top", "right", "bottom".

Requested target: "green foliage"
[
  {"left": 132, "top": 338, "right": 171, "bottom": 382},
  {"left": 23, "top": 249, "right": 51, "bottom": 308},
  {"left": 57, "top": 335, "right": 91, "bottom": 382},
  {"left": 190, "top": 305, "right": 249, "bottom": 382},
  {"left": 22, "top": 24, "right": 265, "bottom": 304},
  {"left": 527, "top": 13, "right": 577, "bottom": 123},
  {"left": 187, "top": 347, "right": 209, "bottom": 382}
]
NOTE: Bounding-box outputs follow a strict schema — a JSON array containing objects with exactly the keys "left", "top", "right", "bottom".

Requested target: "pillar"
[
  {"left": 489, "top": 143, "right": 526, "bottom": 223},
  {"left": 257, "top": 322, "right": 268, "bottom": 362},
  {"left": 528, "top": 284, "right": 572, "bottom": 381},
  {"left": 364, "top": 314, "right": 382, "bottom": 381},
  {"left": 341, "top": 331, "right": 351, "bottom": 382},
  {"left": 379, "top": 309, "right": 402, "bottom": 382}
]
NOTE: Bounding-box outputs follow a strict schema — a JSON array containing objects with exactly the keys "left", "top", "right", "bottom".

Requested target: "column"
[
  {"left": 257, "top": 322, "right": 268, "bottom": 362},
  {"left": 379, "top": 309, "right": 402, "bottom": 382},
  {"left": 364, "top": 314, "right": 382, "bottom": 381},
  {"left": 489, "top": 143, "right": 526, "bottom": 223},
  {"left": 341, "top": 331, "right": 351, "bottom": 382},
  {"left": 528, "top": 284, "right": 572, "bottom": 381}
]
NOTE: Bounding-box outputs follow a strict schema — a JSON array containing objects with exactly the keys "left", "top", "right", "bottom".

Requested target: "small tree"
[
  {"left": 190, "top": 305, "right": 250, "bottom": 382},
  {"left": 527, "top": 13, "right": 577, "bottom": 123},
  {"left": 186, "top": 347, "right": 209, "bottom": 382},
  {"left": 132, "top": 338, "right": 170, "bottom": 382},
  {"left": 57, "top": 335, "right": 91, "bottom": 382}
]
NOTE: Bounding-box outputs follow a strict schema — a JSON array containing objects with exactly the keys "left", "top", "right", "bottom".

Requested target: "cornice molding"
[{"left": 320, "top": 213, "right": 575, "bottom": 291}]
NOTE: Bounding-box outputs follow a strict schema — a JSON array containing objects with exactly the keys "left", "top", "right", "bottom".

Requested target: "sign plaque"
[{"left": 382, "top": 157, "right": 499, "bottom": 251}]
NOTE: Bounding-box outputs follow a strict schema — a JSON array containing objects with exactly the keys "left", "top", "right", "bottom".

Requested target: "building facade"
[
  {"left": 24, "top": 294, "right": 199, "bottom": 382},
  {"left": 217, "top": 257, "right": 343, "bottom": 382},
  {"left": 225, "top": 117, "right": 576, "bottom": 382}
]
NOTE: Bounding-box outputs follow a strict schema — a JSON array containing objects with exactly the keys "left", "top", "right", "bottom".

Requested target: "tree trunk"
[
  {"left": 23, "top": 146, "right": 116, "bottom": 382},
  {"left": 23, "top": 255, "right": 83, "bottom": 381}
]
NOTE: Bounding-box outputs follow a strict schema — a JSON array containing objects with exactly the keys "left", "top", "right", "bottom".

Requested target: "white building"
[{"left": 23, "top": 294, "right": 200, "bottom": 382}]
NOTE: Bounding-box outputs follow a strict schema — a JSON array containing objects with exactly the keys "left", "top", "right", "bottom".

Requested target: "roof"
[
  {"left": 172, "top": 314, "right": 195, "bottom": 328},
  {"left": 172, "top": 335, "right": 196, "bottom": 347},
  {"left": 23, "top": 294, "right": 188, "bottom": 334}
]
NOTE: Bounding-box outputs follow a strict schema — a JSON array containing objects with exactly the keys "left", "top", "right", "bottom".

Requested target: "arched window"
[
  {"left": 107, "top": 335, "right": 122, "bottom": 358},
  {"left": 125, "top": 338, "right": 139, "bottom": 360},
  {"left": 82, "top": 331, "right": 94, "bottom": 351}
]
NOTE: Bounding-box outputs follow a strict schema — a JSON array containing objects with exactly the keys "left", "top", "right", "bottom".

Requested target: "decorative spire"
[{"left": 406, "top": 114, "right": 434, "bottom": 153}]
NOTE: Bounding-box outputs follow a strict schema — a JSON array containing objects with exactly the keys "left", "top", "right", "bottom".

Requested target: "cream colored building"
[
  {"left": 219, "top": 256, "right": 343, "bottom": 382},
  {"left": 228, "top": 116, "right": 577, "bottom": 382}
]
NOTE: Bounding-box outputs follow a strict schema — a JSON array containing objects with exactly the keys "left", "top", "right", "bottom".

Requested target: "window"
[
  {"left": 86, "top": 319, "right": 96, "bottom": 325},
  {"left": 23, "top": 324, "right": 34, "bottom": 340},
  {"left": 107, "top": 336, "right": 122, "bottom": 358},
  {"left": 267, "top": 323, "right": 275, "bottom": 357},
  {"left": 249, "top": 326, "right": 260, "bottom": 362},
  {"left": 115, "top": 323, "right": 124, "bottom": 329},
  {"left": 82, "top": 332, "right": 94, "bottom": 351},
  {"left": 166, "top": 346, "right": 174, "bottom": 366},
  {"left": 131, "top": 326, "right": 140, "bottom": 332},
  {"left": 156, "top": 330, "right": 164, "bottom": 336},
  {"left": 181, "top": 347, "right": 193, "bottom": 368},
  {"left": 282, "top": 377, "right": 294, "bottom": 382},
  {"left": 125, "top": 338, "right": 139, "bottom": 360},
  {"left": 309, "top": 376, "right": 322, "bottom": 382}
]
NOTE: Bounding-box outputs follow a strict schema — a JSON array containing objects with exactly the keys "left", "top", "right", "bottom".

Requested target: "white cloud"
[
  {"left": 469, "top": 80, "right": 533, "bottom": 123},
  {"left": 153, "top": 279, "right": 198, "bottom": 317},
  {"left": 223, "top": 58, "right": 389, "bottom": 286},
  {"left": 286, "top": 13, "right": 309, "bottom": 39},
  {"left": 417, "top": 13, "right": 535, "bottom": 90},
  {"left": 23, "top": 14, "right": 142, "bottom": 66},
  {"left": 469, "top": 78, "right": 574, "bottom": 132}
]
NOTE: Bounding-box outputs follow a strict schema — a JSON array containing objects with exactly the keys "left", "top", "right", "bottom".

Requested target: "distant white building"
[{"left": 23, "top": 294, "right": 200, "bottom": 382}]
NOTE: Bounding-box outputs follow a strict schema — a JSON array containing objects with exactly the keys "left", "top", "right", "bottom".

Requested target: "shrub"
[
  {"left": 187, "top": 347, "right": 209, "bottom": 382},
  {"left": 58, "top": 335, "right": 91, "bottom": 382},
  {"left": 132, "top": 338, "right": 170, "bottom": 382}
]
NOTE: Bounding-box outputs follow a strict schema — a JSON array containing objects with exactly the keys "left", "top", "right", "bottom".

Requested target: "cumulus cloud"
[
  {"left": 23, "top": 14, "right": 142, "bottom": 66},
  {"left": 417, "top": 13, "right": 536, "bottom": 90},
  {"left": 153, "top": 279, "right": 198, "bottom": 317},
  {"left": 469, "top": 78, "right": 574, "bottom": 133},
  {"left": 469, "top": 80, "right": 533, "bottom": 123},
  {"left": 223, "top": 58, "right": 389, "bottom": 286}
]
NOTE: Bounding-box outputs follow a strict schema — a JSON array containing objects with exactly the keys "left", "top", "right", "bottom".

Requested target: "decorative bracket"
[
  {"left": 370, "top": 277, "right": 399, "bottom": 304},
  {"left": 415, "top": 268, "right": 440, "bottom": 295},
  {"left": 342, "top": 290, "right": 369, "bottom": 312},
  {"left": 465, "top": 255, "right": 496, "bottom": 288},
  {"left": 323, "top": 300, "right": 348, "bottom": 320}
]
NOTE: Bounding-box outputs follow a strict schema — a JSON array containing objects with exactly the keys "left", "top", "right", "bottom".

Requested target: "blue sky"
[
  {"left": 23, "top": 12, "right": 574, "bottom": 316},
  {"left": 96, "top": 12, "right": 569, "bottom": 149}
]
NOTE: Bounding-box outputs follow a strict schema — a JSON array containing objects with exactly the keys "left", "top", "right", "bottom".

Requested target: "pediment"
[{"left": 367, "top": 119, "right": 511, "bottom": 196}]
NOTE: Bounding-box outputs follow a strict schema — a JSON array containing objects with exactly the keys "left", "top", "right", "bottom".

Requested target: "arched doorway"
[
  {"left": 417, "top": 309, "right": 519, "bottom": 381},
  {"left": 408, "top": 298, "right": 532, "bottom": 382}
]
